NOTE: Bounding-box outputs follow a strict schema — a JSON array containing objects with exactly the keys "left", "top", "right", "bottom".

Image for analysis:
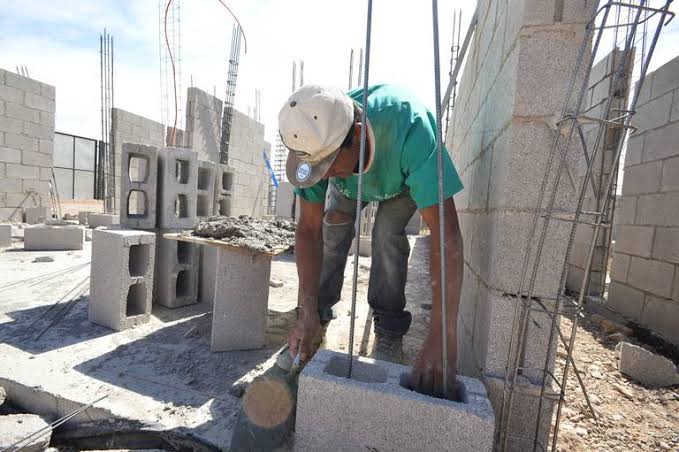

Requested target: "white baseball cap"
[{"left": 278, "top": 85, "right": 354, "bottom": 188}]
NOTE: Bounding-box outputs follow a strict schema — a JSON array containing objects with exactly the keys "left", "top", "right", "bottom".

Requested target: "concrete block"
[
  {"left": 623, "top": 134, "right": 644, "bottom": 167},
  {"left": 627, "top": 256, "right": 674, "bottom": 298},
  {"left": 196, "top": 160, "right": 216, "bottom": 218},
  {"left": 649, "top": 55, "right": 679, "bottom": 99},
  {"left": 78, "top": 211, "right": 92, "bottom": 225},
  {"left": 609, "top": 252, "right": 630, "bottom": 283},
  {"left": 88, "top": 213, "right": 120, "bottom": 229},
  {"left": 0, "top": 115, "right": 23, "bottom": 134},
  {"left": 641, "top": 295, "right": 679, "bottom": 344},
  {"left": 652, "top": 227, "right": 679, "bottom": 264},
  {"left": 120, "top": 143, "right": 158, "bottom": 229},
  {"left": 644, "top": 121, "right": 679, "bottom": 163},
  {"left": 0, "top": 146, "right": 21, "bottom": 163},
  {"left": 0, "top": 84, "right": 24, "bottom": 104},
  {"left": 153, "top": 232, "right": 199, "bottom": 308},
  {"left": 89, "top": 229, "right": 155, "bottom": 331},
  {"left": 198, "top": 246, "right": 218, "bottom": 303},
  {"left": 24, "top": 225, "right": 84, "bottom": 251},
  {"left": 157, "top": 146, "right": 198, "bottom": 229},
  {"left": 0, "top": 223, "right": 11, "bottom": 247},
  {"left": 614, "top": 225, "right": 653, "bottom": 257},
  {"left": 621, "top": 160, "right": 662, "bottom": 195},
  {"left": 661, "top": 156, "right": 679, "bottom": 192},
  {"left": 5, "top": 102, "right": 40, "bottom": 124},
  {"left": 4, "top": 71, "right": 41, "bottom": 94},
  {"left": 24, "top": 206, "right": 50, "bottom": 224},
  {"left": 615, "top": 196, "right": 636, "bottom": 225},
  {"left": 214, "top": 192, "right": 233, "bottom": 217},
  {"left": 633, "top": 92, "right": 672, "bottom": 132},
  {"left": 296, "top": 349, "right": 494, "bottom": 452},
  {"left": 21, "top": 150, "right": 52, "bottom": 167},
  {"left": 616, "top": 342, "right": 679, "bottom": 387},
  {"left": 636, "top": 192, "right": 679, "bottom": 226},
  {"left": 0, "top": 414, "right": 51, "bottom": 452},
  {"left": 608, "top": 281, "right": 645, "bottom": 319},
  {"left": 6, "top": 162, "right": 39, "bottom": 179},
  {"left": 211, "top": 248, "right": 271, "bottom": 351},
  {"left": 24, "top": 92, "right": 55, "bottom": 113}
]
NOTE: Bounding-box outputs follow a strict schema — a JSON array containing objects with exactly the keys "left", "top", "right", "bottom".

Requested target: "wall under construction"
[
  {"left": 185, "top": 87, "right": 223, "bottom": 162},
  {"left": 446, "top": 0, "right": 595, "bottom": 449},
  {"left": 0, "top": 69, "right": 55, "bottom": 221}
]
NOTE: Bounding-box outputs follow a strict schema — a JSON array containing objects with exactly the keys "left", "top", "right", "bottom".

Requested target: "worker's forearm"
[
  {"left": 429, "top": 226, "right": 463, "bottom": 340},
  {"left": 295, "top": 226, "right": 323, "bottom": 312}
]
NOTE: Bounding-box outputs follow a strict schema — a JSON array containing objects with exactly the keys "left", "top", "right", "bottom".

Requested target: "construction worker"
[{"left": 278, "top": 84, "right": 463, "bottom": 399}]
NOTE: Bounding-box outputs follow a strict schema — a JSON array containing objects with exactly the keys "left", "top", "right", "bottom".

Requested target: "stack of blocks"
[
  {"left": 89, "top": 229, "right": 155, "bottom": 331},
  {"left": 213, "top": 164, "right": 234, "bottom": 216},
  {"left": 120, "top": 143, "right": 158, "bottom": 229},
  {"left": 196, "top": 160, "right": 216, "bottom": 218}
]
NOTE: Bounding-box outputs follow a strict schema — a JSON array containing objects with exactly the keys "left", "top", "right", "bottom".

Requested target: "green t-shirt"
[{"left": 294, "top": 84, "right": 463, "bottom": 208}]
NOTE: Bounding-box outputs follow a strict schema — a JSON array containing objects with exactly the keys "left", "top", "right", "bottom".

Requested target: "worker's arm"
[
  {"left": 288, "top": 197, "right": 324, "bottom": 361},
  {"left": 410, "top": 197, "right": 463, "bottom": 399}
]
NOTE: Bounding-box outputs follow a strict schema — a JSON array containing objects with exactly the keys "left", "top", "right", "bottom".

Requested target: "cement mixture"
[{"left": 192, "top": 216, "right": 296, "bottom": 253}]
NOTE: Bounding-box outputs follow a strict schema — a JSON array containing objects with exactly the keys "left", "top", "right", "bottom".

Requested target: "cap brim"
[{"left": 286, "top": 148, "right": 340, "bottom": 188}]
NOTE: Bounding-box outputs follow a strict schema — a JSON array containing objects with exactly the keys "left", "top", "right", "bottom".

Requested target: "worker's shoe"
[{"left": 370, "top": 332, "right": 404, "bottom": 364}]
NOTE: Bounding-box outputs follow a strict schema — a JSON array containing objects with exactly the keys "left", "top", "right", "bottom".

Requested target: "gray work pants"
[{"left": 318, "top": 183, "right": 418, "bottom": 337}]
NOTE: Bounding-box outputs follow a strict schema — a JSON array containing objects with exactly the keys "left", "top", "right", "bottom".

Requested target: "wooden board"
[{"left": 162, "top": 233, "right": 291, "bottom": 257}]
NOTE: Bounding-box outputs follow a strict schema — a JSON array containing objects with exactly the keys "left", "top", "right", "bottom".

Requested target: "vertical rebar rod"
[
  {"left": 347, "top": 0, "right": 373, "bottom": 378},
  {"left": 349, "top": 48, "right": 354, "bottom": 90},
  {"left": 110, "top": 34, "right": 116, "bottom": 212},
  {"left": 358, "top": 48, "right": 364, "bottom": 88}
]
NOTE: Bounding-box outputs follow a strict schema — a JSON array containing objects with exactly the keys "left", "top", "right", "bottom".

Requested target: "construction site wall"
[
  {"left": 446, "top": 1, "right": 595, "bottom": 449},
  {"left": 0, "top": 68, "right": 55, "bottom": 221},
  {"left": 185, "top": 87, "right": 223, "bottom": 162},
  {"left": 608, "top": 54, "right": 679, "bottom": 346}
]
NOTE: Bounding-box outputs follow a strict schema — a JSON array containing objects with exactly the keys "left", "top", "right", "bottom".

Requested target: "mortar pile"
[{"left": 191, "top": 215, "right": 296, "bottom": 252}]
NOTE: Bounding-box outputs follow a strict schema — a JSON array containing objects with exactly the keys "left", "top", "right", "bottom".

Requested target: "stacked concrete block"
[
  {"left": 185, "top": 87, "right": 223, "bottom": 162},
  {"left": 78, "top": 211, "right": 92, "bottom": 225},
  {"left": 88, "top": 213, "right": 119, "bottom": 229},
  {"left": 24, "top": 225, "right": 84, "bottom": 251},
  {"left": 444, "top": 1, "right": 596, "bottom": 448},
  {"left": 89, "top": 229, "right": 155, "bottom": 331},
  {"left": 120, "top": 143, "right": 158, "bottom": 229},
  {"left": 153, "top": 233, "right": 199, "bottom": 308},
  {"left": 296, "top": 349, "right": 494, "bottom": 451},
  {"left": 157, "top": 147, "right": 198, "bottom": 229},
  {"left": 211, "top": 249, "right": 271, "bottom": 351},
  {"left": 23, "top": 206, "right": 50, "bottom": 224},
  {"left": 0, "top": 69, "right": 55, "bottom": 222},
  {"left": 196, "top": 160, "right": 216, "bottom": 218},
  {"left": 0, "top": 223, "right": 11, "bottom": 247},
  {"left": 213, "top": 163, "right": 234, "bottom": 217},
  {"left": 608, "top": 54, "right": 679, "bottom": 346},
  {"left": 110, "top": 108, "right": 165, "bottom": 212}
]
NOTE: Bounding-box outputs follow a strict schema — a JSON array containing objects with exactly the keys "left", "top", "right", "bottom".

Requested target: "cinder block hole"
[
  {"left": 126, "top": 283, "right": 146, "bottom": 317},
  {"left": 398, "top": 372, "right": 467, "bottom": 403},
  {"left": 324, "top": 356, "right": 387, "bottom": 383},
  {"left": 198, "top": 167, "right": 212, "bottom": 190},
  {"left": 218, "top": 196, "right": 231, "bottom": 216},
  {"left": 127, "top": 190, "right": 147, "bottom": 218},
  {"left": 175, "top": 159, "right": 190, "bottom": 184},
  {"left": 177, "top": 241, "right": 191, "bottom": 264},
  {"left": 174, "top": 194, "right": 188, "bottom": 218},
  {"left": 128, "top": 155, "right": 149, "bottom": 183},
  {"left": 222, "top": 172, "right": 234, "bottom": 190},
  {"left": 128, "top": 244, "right": 150, "bottom": 277},
  {"left": 176, "top": 270, "right": 191, "bottom": 298},
  {"left": 197, "top": 194, "right": 210, "bottom": 217}
]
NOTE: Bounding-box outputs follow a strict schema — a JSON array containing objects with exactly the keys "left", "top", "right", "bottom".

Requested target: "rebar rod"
[
  {"left": 441, "top": 6, "right": 478, "bottom": 113},
  {"left": 349, "top": 48, "right": 354, "bottom": 90},
  {"left": 347, "top": 0, "right": 373, "bottom": 378}
]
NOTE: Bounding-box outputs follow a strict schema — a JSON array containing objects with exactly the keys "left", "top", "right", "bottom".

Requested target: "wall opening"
[
  {"left": 175, "top": 194, "right": 188, "bottom": 218},
  {"left": 128, "top": 244, "right": 150, "bottom": 277},
  {"left": 128, "top": 155, "right": 149, "bottom": 183},
  {"left": 177, "top": 241, "right": 191, "bottom": 265},
  {"left": 126, "top": 283, "right": 146, "bottom": 316},
  {"left": 127, "top": 190, "right": 147, "bottom": 218},
  {"left": 222, "top": 172, "right": 234, "bottom": 191},
  {"left": 176, "top": 270, "right": 191, "bottom": 298},
  {"left": 197, "top": 194, "right": 210, "bottom": 217},
  {"left": 198, "top": 167, "right": 212, "bottom": 190},
  {"left": 175, "top": 159, "right": 190, "bottom": 184}
]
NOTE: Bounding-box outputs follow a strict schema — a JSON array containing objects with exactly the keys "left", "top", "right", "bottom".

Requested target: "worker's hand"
[
  {"left": 407, "top": 332, "right": 459, "bottom": 400},
  {"left": 288, "top": 306, "right": 321, "bottom": 363}
]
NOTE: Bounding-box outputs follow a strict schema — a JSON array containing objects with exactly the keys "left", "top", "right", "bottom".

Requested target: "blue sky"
[{"left": 0, "top": 1, "right": 677, "bottom": 149}]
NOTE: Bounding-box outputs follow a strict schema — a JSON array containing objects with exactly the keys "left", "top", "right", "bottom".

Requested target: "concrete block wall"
[
  {"left": 111, "top": 108, "right": 165, "bottom": 212},
  {"left": 445, "top": 1, "right": 595, "bottom": 449},
  {"left": 185, "top": 87, "right": 222, "bottom": 162},
  {"left": 608, "top": 54, "right": 679, "bottom": 346},
  {"left": 0, "top": 69, "right": 55, "bottom": 221},
  {"left": 566, "top": 49, "right": 633, "bottom": 296}
]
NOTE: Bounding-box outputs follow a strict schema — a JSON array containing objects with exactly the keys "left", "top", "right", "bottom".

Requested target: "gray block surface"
[
  {"left": 89, "top": 229, "right": 155, "bottom": 331},
  {"left": 120, "top": 142, "right": 158, "bottom": 229},
  {"left": 616, "top": 342, "right": 679, "bottom": 387},
  {"left": 211, "top": 248, "right": 271, "bottom": 351},
  {"left": 78, "top": 211, "right": 92, "bottom": 225},
  {"left": 296, "top": 349, "right": 494, "bottom": 452},
  {"left": 196, "top": 160, "right": 216, "bottom": 218},
  {"left": 88, "top": 213, "right": 120, "bottom": 229},
  {"left": 0, "top": 224, "right": 11, "bottom": 247},
  {"left": 24, "top": 225, "right": 84, "bottom": 251},
  {"left": 198, "top": 245, "right": 218, "bottom": 303},
  {"left": 153, "top": 231, "right": 199, "bottom": 308},
  {"left": 24, "top": 206, "right": 49, "bottom": 224},
  {"left": 213, "top": 164, "right": 234, "bottom": 216},
  {"left": 157, "top": 146, "right": 198, "bottom": 229}
]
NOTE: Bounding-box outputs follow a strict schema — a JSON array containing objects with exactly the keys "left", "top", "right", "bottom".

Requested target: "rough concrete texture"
[
  {"left": 608, "top": 54, "right": 679, "bottom": 345},
  {"left": 213, "top": 163, "right": 235, "bottom": 217},
  {"left": 0, "top": 414, "right": 51, "bottom": 452},
  {"left": 193, "top": 216, "right": 295, "bottom": 253},
  {"left": 185, "top": 87, "right": 223, "bottom": 162},
  {"left": 616, "top": 342, "right": 679, "bottom": 388},
  {"left": 0, "top": 68, "right": 55, "bottom": 222},
  {"left": 0, "top": 223, "right": 11, "bottom": 247},
  {"left": 110, "top": 108, "right": 165, "bottom": 212},
  {"left": 87, "top": 213, "right": 120, "bottom": 229},
  {"left": 296, "top": 349, "right": 494, "bottom": 451},
  {"left": 196, "top": 160, "right": 216, "bottom": 218},
  {"left": 120, "top": 142, "right": 158, "bottom": 229},
  {"left": 89, "top": 229, "right": 155, "bottom": 331},
  {"left": 78, "top": 211, "right": 91, "bottom": 225},
  {"left": 24, "top": 225, "right": 84, "bottom": 251},
  {"left": 153, "top": 230, "right": 199, "bottom": 308},
  {"left": 157, "top": 146, "right": 198, "bottom": 229},
  {"left": 24, "top": 205, "right": 50, "bottom": 224},
  {"left": 198, "top": 245, "right": 218, "bottom": 303},
  {"left": 211, "top": 248, "right": 271, "bottom": 351}
]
